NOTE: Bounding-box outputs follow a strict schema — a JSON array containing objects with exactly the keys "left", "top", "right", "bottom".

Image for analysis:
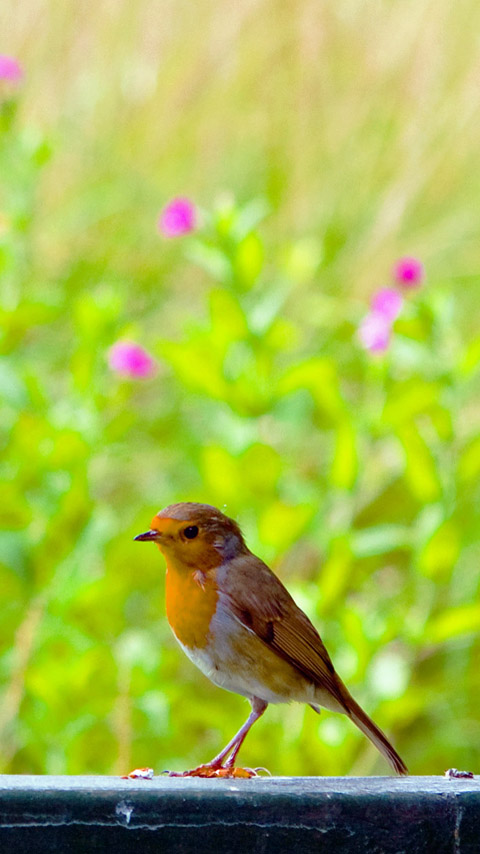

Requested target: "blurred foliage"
[{"left": 2, "top": 0, "right": 480, "bottom": 778}]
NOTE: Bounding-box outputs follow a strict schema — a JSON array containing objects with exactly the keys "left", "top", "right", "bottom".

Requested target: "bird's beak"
[{"left": 134, "top": 529, "right": 160, "bottom": 542}]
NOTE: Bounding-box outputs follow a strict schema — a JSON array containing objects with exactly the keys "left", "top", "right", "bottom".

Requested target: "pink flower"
[
  {"left": 393, "top": 256, "right": 424, "bottom": 288},
  {"left": 358, "top": 312, "right": 391, "bottom": 353},
  {"left": 158, "top": 197, "right": 196, "bottom": 237},
  {"left": 371, "top": 288, "right": 403, "bottom": 321},
  {"left": 0, "top": 55, "right": 23, "bottom": 84},
  {"left": 108, "top": 341, "right": 156, "bottom": 379}
]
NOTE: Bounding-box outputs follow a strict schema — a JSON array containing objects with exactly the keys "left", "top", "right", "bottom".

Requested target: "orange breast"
[{"left": 165, "top": 564, "right": 218, "bottom": 650}]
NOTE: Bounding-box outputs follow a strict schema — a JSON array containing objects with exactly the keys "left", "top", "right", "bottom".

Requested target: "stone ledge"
[{"left": 0, "top": 775, "right": 479, "bottom": 853}]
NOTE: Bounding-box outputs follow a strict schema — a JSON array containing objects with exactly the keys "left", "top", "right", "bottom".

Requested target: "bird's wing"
[{"left": 221, "top": 553, "right": 347, "bottom": 709}]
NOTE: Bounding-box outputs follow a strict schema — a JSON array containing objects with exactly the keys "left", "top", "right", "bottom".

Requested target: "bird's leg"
[
  {"left": 215, "top": 697, "right": 267, "bottom": 768},
  {"left": 169, "top": 697, "right": 268, "bottom": 778}
]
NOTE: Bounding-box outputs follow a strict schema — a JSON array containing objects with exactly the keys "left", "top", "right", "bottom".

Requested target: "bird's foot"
[{"left": 167, "top": 763, "right": 259, "bottom": 778}]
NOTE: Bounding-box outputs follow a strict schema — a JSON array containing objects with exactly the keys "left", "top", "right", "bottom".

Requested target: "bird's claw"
[
  {"left": 167, "top": 763, "right": 259, "bottom": 778},
  {"left": 216, "top": 766, "right": 258, "bottom": 778}
]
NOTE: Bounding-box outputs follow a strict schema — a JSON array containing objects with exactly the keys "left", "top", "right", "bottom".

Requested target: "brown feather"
[{"left": 221, "top": 553, "right": 345, "bottom": 708}]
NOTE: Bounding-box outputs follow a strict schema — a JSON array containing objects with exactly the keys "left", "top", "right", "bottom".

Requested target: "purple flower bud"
[
  {"left": 0, "top": 55, "right": 23, "bottom": 84},
  {"left": 393, "top": 256, "right": 424, "bottom": 288},
  {"left": 108, "top": 341, "right": 156, "bottom": 379},
  {"left": 158, "top": 197, "right": 196, "bottom": 237},
  {"left": 371, "top": 288, "right": 403, "bottom": 321},
  {"left": 358, "top": 312, "right": 391, "bottom": 353}
]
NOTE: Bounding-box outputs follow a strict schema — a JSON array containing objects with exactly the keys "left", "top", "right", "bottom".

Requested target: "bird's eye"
[{"left": 183, "top": 525, "right": 199, "bottom": 539}]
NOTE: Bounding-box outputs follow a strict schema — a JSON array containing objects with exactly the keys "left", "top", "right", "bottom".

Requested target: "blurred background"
[{"left": 2, "top": 0, "right": 480, "bottom": 777}]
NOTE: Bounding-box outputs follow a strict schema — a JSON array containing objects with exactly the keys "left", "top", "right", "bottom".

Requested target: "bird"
[{"left": 134, "top": 502, "right": 408, "bottom": 778}]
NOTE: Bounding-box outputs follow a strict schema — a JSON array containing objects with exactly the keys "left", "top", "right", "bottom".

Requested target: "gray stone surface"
[{"left": 0, "top": 775, "right": 478, "bottom": 853}]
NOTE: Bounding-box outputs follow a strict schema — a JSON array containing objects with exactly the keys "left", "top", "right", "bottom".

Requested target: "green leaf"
[
  {"left": 383, "top": 380, "right": 440, "bottom": 425},
  {"left": 187, "top": 240, "right": 231, "bottom": 282},
  {"left": 418, "top": 519, "right": 460, "bottom": 579},
  {"left": 397, "top": 424, "right": 441, "bottom": 503},
  {"left": 247, "top": 285, "right": 288, "bottom": 335},
  {"left": 351, "top": 525, "right": 412, "bottom": 557},
  {"left": 234, "top": 232, "right": 263, "bottom": 288},
  {"left": 201, "top": 446, "right": 242, "bottom": 504},
  {"left": 318, "top": 535, "right": 352, "bottom": 612},
  {"left": 280, "top": 237, "right": 323, "bottom": 283},
  {"left": 242, "top": 443, "right": 282, "bottom": 495},
  {"left": 459, "top": 336, "right": 480, "bottom": 376},
  {"left": 277, "top": 358, "right": 345, "bottom": 423},
  {"left": 160, "top": 339, "right": 227, "bottom": 399},
  {"left": 209, "top": 289, "right": 248, "bottom": 346},
  {"left": 258, "top": 501, "right": 314, "bottom": 551},
  {"left": 231, "top": 198, "right": 270, "bottom": 240},
  {"left": 0, "top": 360, "right": 28, "bottom": 408},
  {"left": 0, "top": 531, "right": 29, "bottom": 577},
  {"left": 424, "top": 605, "right": 480, "bottom": 643},
  {"left": 458, "top": 435, "right": 480, "bottom": 483},
  {"left": 331, "top": 420, "right": 357, "bottom": 490}
]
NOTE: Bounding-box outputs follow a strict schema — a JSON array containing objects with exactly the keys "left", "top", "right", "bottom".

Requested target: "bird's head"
[{"left": 134, "top": 502, "right": 247, "bottom": 571}]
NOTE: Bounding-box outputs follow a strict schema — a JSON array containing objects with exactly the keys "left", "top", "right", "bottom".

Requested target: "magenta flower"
[
  {"left": 0, "top": 55, "right": 23, "bottom": 84},
  {"left": 158, "top": 197, "right": 196, "bottom": 238},
  {"left": 358, "top": 312, "right": 391, "bottom": 353},
  {"left": 393, "top": 256, "right": 424, "bottom": 288},
  {"left": 108, "top": 341, "right": 156, "bottom": 379},
  {"left": 371, "top": 287, "right": 403, "bottom": 321}
]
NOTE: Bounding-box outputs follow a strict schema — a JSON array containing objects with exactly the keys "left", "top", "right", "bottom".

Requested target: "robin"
[{"left": 135, "top": 502, "right": 408, "bottom": 777}]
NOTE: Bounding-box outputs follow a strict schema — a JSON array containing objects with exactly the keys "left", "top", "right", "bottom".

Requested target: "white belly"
[{"left": 172, "top": 600, "right": 323, "bottom": 707}]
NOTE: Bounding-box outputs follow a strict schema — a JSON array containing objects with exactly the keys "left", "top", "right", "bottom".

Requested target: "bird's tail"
[{"left": 338, "top": 682, "right": 408, "bottom": 776}]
